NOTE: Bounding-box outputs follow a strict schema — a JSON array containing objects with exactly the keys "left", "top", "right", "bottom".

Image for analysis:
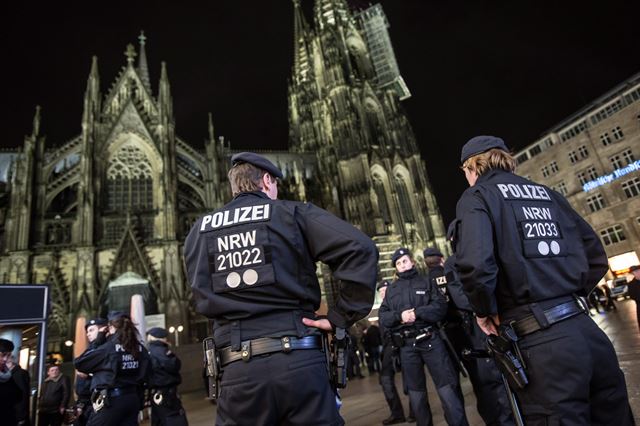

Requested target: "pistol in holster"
[
  {"left": 322, "top": 327, "right": 349, "bottom": 390},
  {"left": 203, "top": 337, "right": 221, "bottom": 400},
  {"left": 487, "top": 324, "right": 529, "bottom": 390},
  {"left": 90, "top": 389, "right": 109, "bottom": 413}
]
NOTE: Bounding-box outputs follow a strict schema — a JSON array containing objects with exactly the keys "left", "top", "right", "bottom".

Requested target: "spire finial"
[
  {"left": 208, "top": 113, "right": 215, "bottom": 141},
  {"left": 124, "top": 43, "right": 137, "bottom": 64},
  {"left": 137, "top": 31, "right": 151, "bottom": 92},
  {"left": 138, "top": 30, "right": 147, "bottom": 45},
  {"left": 32, "top": 105, "right": 41, "bottom": 137}
]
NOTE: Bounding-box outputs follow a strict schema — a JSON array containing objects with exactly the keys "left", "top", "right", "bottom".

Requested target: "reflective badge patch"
[
  {"left": 435, "top": 276, "right": 447, "bottom": 285},
  {"left": 416, "top": 290, "right": 426, "bottom": 295}
]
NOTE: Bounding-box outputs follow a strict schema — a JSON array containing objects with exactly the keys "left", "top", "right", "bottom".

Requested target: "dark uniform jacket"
[
  {"left": 455, "top": 169, "right": 608, "bottom": 317},
  {"left": 184, "top": 191, "right": 378, "bottom": 345},
  {"left": 378, "top": 268, "right": 448, "bottom": 332},
  {"left": 74, "top": 334, "right": 150, "bottom": 391},
  {"left": 147, "top": 341, "right": 181, "bottom": 389},
  {"left": 75, "top": 333, "right": 107, "bottom": 400},
  {"left": 628, "top": 278, "right": 640, "bottom": 303}
]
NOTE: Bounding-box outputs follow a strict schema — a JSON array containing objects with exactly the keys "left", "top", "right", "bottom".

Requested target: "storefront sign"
[{"left": 583, "top": 160, "right": 640, "bottom": 192}]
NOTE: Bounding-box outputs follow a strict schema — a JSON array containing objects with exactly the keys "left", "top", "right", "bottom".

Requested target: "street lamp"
[{"left": 168, "top": 325, "right": 184, "bottom": 347}]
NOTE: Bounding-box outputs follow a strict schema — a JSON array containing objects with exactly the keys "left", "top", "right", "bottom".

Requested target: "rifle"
[{"left": 437, "top": 322, "right": 469, "bottom": 378}]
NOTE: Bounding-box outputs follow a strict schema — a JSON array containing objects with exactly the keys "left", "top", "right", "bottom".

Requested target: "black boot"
[{"left": 382, "top": 415, "right": 406, "bottom": 425}]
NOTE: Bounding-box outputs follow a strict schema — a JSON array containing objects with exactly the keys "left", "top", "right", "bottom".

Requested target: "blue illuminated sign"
[{"left": 583, "top": 160, "right": 640, "bottom": 192}]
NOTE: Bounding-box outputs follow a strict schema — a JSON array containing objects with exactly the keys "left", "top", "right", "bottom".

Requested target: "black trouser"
[
  {"left": 216, "top": 349, "right": 342, "bottom": 425},
  {"left": 379, "top": 343, "right": 405, "bottom": 420},
  {"left": 151, "top": 388, "right": 188, "bottom": 426},
  {"left": 514, "top": 313, "right": 634, "bottom": 425},
  {"left": 399, "top": 334, "right": 468, "bottom": 426},
  {"left": 73, "top": 399, "right": 93, "bottom": 426},
  {"left": 86, "top": 391, "right": 140, "bottom": 426},
  {"left": 37, "top": 412, "right": 62, "bottom": 426},
  {"left": 445, "top": 320, "right": 514, "bottom": 426}
]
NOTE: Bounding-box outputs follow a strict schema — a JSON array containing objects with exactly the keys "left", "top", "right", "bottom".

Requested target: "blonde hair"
[
  {"left": 462, "top": 148, "right": 516, "bottom": 176},
  {"left": 228, "top": 163, "right": 269, "bottom": 196}
]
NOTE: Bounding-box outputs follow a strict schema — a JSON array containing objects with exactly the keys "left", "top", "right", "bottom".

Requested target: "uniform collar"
[
  {"left": 397, "top": 268, "right": 418, "bottom": 280},
  {"left": 234, "top": 191, "right": 270, "bottom": 200},
  {"left": 476, "top": 168, "right": 509, "bottom": 184}
]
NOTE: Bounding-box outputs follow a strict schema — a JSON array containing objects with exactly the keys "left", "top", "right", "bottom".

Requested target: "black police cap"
[
  {"left": 231, "top": 152, "right": 283, "bottom": 179},
  {"left": 460, "top": 135, "right": 508, "bottom": 163},
  {"left": 147, "top": 327, "right": 169, "bottom": 339},
  {"left": 377, "top": 280, "right": 391, "bottom": 291},
  {"left": 85, "top": 318, "right": 107, "bottom": 330},
  {"left": 423, "top": 247, "right": 443, "bottom": 258},
  {"left": 391, "top": 247, "right": 412, "bottom": 265}
]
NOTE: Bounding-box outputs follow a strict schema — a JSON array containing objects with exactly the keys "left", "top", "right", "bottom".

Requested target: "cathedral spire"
[
  {"left": 292, "top": 0, "right": 312, "bottom": 83},
  {"left": 158, "top": 61, "right": 173, "bottom": 118},
  {"left": 314, "top": 0, "right": 350, "bottom": 30},
  {"left": 31, "top": 105, "right": 41, "bottom": 138},
  {"left": 83, "top": 56, "right": 101, "bottom": 123},
  {"left": 208, "top": 112, "right": 215, "bottom": 142},
  {"left": 137, "top": 31, "right": 152, "bottom": 93}
]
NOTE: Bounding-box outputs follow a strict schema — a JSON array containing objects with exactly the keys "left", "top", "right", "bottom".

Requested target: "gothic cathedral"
[{"left": 0, "top": 0, "right": 446, "bottom": 352}]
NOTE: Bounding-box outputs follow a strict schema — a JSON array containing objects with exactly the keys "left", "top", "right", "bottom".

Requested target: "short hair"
[
  {"left": 228, "top": 163, "right": 274, "bottom": 197},
  {"left": 0, "top": 338, "right": 14, "bottom": 353},
  {"left": 462, "top": 148, "right": 516, "bottom": 176},
  {"left": 424, "top": 255, "right": 442, "bottom": 269}
]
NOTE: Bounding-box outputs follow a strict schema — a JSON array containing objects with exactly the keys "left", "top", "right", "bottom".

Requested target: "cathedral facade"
[{"left": 0, "top": 0, "right": 446, "bottom": 352}]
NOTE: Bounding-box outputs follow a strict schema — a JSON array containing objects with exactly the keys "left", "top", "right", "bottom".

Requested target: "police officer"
[
  {"left": 377, "top": 280, "right": 406, "bottom": 425},
  {"left": 73, "top": 318, "right": 108, "bottom": 426},
  {"left": 73, "top": 312, "right": 150, "bottom": 426},
  {"left": 146, "top": 327, "right": 188, "bottom": 426},
  {"left": 455, "top": 135, "right": 634, "bottom": 425},
  {"left": 379, "top": 248, "right": 468, "bottom": 426},
  {"left": 425, "top": 243, "right": 514, "bottom": 426},
  {"left": 183, "top": 152, "right": 378, "bottom": 425}
]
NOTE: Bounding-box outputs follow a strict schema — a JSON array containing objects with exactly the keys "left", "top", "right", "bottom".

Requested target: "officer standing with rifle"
[
  {"left": 184, "top": 152, "right": 378, "bottom": 425},
  {"left": 455, "top": 135, "right": 635, "bottom": 425},
  {"left": 424, "top": 242, "right": 514, "bottom": 426},
  {"left": 379, "top": 248, "right": 468, "bottom": 426}
]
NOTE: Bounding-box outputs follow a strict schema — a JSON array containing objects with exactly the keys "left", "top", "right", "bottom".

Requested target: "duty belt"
[
  {"left": 511, "top": 299, "right": 586, "bottom": 337},
  {"left": 396, "top": 326, "right": 434, "bottom": 340},
  {"left": 219, "top": 335, "right": 322, "bottom": 366}
]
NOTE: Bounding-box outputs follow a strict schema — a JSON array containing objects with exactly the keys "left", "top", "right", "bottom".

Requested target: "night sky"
[{"left": 3, "top": 0, "right": 640, "bottom": 224}]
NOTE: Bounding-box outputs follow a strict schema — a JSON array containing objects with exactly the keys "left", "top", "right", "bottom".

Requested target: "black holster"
[
  {"left": 323, "top": 328, "right": 348, "bottom": 391},
  {"left": 203, "top": 337, "right": 221, "bottom": 400},
  {"left": 487, "top": 325, "right": 529, "bottom": 390}
]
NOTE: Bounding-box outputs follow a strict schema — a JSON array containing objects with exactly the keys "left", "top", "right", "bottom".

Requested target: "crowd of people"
[{"left": 1, "top": 137, "right": 639, "bottom": 426}]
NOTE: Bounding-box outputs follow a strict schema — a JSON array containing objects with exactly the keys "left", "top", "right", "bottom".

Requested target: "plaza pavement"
[{"left": 153, "top": 298, "right": 640, "bottom": 425}]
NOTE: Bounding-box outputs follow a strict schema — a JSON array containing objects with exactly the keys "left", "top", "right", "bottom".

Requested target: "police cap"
[
  {"left": 423, "top": 247, "right": 444, "bottom": 258},
  {"left": 377, "top": 280, "right": 391, "bottom": 291},
  {"left": 146, "top": 327, "right": 169, "bottom": 339},
  {"left": 630, "top": 265, "right": 640, "bottom": 272},
  {"left": 391, "top": 247, "right": 412, "bottom": 265},
  {"left": 460, "top": 135, "right": 508, "bottom": 163},
  {"left": 231, "top": 152, "right": 283, "bottom": 179},
  {"left": 85, "top": 318, "right": 107, "bottom": 330}
]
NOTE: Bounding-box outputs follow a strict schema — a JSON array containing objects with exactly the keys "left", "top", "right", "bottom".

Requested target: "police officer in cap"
[
  {"left": 376, "top": 280, "right": 406, "bottom": 425},
  {"left": 184, "top": 152, "right": 378, "bottom": 425},
  {"left": 379, "top": 248, "right": 468, "bottom": 426},
  {"left": 455, "top": 135, "right": 634, "bottom": 425},
  {"left": 74, "top": 312, "right": 150, "bottom": 426},
  {"left": 426, "top": 242, "right": 514, "bottom": 426},
  {"left": 146, "top": 327, "right": 188, "bottom": 426},
  {"left": 73, "top": 318, "right": 108, "bottom": 426}
]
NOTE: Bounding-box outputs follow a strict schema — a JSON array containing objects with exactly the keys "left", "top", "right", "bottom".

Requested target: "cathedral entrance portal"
[{"left": 103, "top": 271, "right": 158, "bottom": 316}]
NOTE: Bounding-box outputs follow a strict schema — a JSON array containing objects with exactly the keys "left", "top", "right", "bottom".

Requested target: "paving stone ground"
[{"left": 153, "top": 298, "right": 640, "bottom": 425}]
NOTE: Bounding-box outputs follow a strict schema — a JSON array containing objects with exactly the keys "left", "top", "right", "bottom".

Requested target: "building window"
[
  {"left": 586, "top": 166, "right": 598, "bottom": 180},
  {"left": 586, "top": 194, "right": 606, "bottom": 213},
  {"left": 578, "top": 145, "right": 589, "bottom": 159},
  {"left": 541, "top": 166, "right": 550, "bottom": 178},
  {"left": 622, "top": 148, "right": 635, "bottom": 165},
  {"left": 600, "top": 133, "right": 612, "bottom": 146},
  {"left": 555, "top": 181, "right": 568, "bottom": 196},
  {"left": 612, "top": 126, "right": 624, "bottom": 141},
  {"left": 577, "top": 171, "right": 587, "bottom": 186},
  {"left": 622, "top": 177, "right": 640, "bottom": 198},
  {"left": 550, "top": 161, "right": 559, "bottom": 173},
  {"left": 568, "top": 151, "right": 578, "bottom": 164},
  {"left": 600, "top": 225, "right": 626, "bottom": 246},
  {"left": 610, "top": 154, "right": 623, "bottom": 169}
]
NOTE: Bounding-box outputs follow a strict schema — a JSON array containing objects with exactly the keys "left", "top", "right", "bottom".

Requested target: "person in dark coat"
[
  {"left": 146, "top": 327, "right": 188, "bottom": 426},
  {"left": 37, "top": 365, "right": 70, "bottom": 426},
  {"left": 628, "top": 265, "right": 640, "bottom": 331},
  {"left": 7, "top": 355, "right": 31, "bottom": 426},
  {"left": 455, "top": 135, "right": 634, "bottom": 425},
  {"left": 0, "top": 338, "right": 22, "bottom": 426},
  {"left": 362, "top": 323, "right": 382, "bottom": 373}
]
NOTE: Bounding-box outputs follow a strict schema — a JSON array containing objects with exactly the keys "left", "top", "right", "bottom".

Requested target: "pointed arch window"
[
  {"left": 106, "top": 145, "right": 153, "bottom": 212},
  {"left": 373, "top": 177, "right": 391, "bottom": 224},
  {"left": 394, "top": 176, "right": 414, "bottom": 222}
]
